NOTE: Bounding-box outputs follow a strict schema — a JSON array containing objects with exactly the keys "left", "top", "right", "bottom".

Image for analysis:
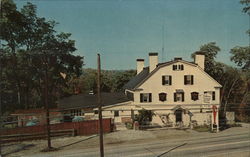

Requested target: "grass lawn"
[{"left": 193, "top": 126, "right": 210, "bottom": 132}]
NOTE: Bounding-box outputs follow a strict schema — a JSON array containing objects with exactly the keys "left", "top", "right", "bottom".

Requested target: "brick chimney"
[
  {"left": 149, "top": 52, "right": 158, "bottom": 72},
  {"left": 136, "top": 59, "right": 144, "bottom": 74}
]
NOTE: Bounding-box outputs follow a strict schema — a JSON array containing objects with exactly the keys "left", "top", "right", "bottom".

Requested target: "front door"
[{"left": 175, "top": 109, "right": 182, "bottom": 122}]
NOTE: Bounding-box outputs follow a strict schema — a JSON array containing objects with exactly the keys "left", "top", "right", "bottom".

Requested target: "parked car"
[
  {"left": 72, "top": 116, "right": 84, "bottom": 122},
  {"left": 26, "top": 120, "right": 38, "bottom": 126}
]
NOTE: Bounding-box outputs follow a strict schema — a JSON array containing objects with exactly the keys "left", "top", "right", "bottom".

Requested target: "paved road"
[{"left": 27, "top": 131, "right": 250, "bottom": 157}]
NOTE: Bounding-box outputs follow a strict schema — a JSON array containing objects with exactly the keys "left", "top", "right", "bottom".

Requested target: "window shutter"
[
  {"left": 191, "top": 75, "right": 194, "bottom": 85},
  {"left": 169, "top": 76, "right": 172, "bottom": 85},
  {"left": 149, "top": 93, "right": 152, "bottom": 102},
  {"left": 182, "top": 93, "right": 185, "bottom": 102},
  {"left": 174, "top": 93, "right": 177, "bottom": 102},
  {"left": 173, "top": 65, "right": 177, "bottom": 70},
  {"left": 212, "top": 91, "right": 215, "bottom": 100},
  {"left": 181, "top": 65, "right": 184, "bottom": 70},
  {"left": 140, "top": 94, "right": 143, "bottom": 102},
  {"left": 162, "top": 76, "right": 165, "bottom": 85},
  {"left": 184, "top": 75, "right": 187, "bottom": 85}
]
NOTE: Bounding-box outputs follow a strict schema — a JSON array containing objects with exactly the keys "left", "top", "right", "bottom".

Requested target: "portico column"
[{"left": 216, "top": 107, "right": 219, "bottom": 132}]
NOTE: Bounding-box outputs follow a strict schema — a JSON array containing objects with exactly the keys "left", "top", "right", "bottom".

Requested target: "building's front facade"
[{"left": 123, "top": 52, "right": 221, "bottom": 129}]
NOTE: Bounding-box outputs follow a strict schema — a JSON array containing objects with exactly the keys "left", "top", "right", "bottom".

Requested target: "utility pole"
[
  {"left": 0, "top": 1, "right": 3, "bottom": 156},
  {"left": 97, "top": 54, "right": 104, "bottom": 157},
  {"left": 162, "top": 24, "right": 165, "bottom": 62},
  {"left": 0, "top": 51, "right": 2, "bottom": 157},
  {"left": 44, "top": 61, "right": 51, "bottom": 150}
]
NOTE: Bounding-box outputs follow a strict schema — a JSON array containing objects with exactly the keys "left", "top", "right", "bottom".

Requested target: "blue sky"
[{"left": 15, "top": 0, "right": 249, "bottom": 70}]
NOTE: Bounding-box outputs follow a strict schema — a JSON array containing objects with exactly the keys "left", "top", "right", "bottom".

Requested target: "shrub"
[
  {"left": 125, "top": 122, "right": 133, "bottom": 129},
  {"left": 134, "top": 109, "right": 155, "bottom": 125}
]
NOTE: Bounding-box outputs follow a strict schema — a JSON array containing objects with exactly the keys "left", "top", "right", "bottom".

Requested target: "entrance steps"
[{"left": 115, "top": 123, "right": 127, "bottom": 131}]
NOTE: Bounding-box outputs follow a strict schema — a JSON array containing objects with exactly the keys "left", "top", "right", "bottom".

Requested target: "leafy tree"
[
  {"left": 76, "top": 69, "right": 136, "bottom": 94},
  {"left": 192, "top": 42, "right": 224, "bottom": 81},
  {"left": 0, "top": 0, "right": 83, "bottom": 112},
  {"left": 240, "top": 0, "right": 250, "bottom": 35},
  {"left": 241, "top": 0, "right": 250, "bottom": 13},
  {"left": 230, "top": 46, "right": 250, "bottom": 70},
  {"left": 114, "top": 70, "right": 136, "bottom": 92},
  {"left": 220, "top": 0, "right": 250, "bottom": 121}
]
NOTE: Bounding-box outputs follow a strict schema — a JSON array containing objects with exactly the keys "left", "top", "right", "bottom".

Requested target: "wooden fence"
[{"left": 0, "top": 118, "right": 112, "bottom": 142}]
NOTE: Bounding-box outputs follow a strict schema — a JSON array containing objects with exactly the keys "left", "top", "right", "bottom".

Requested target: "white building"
[{"left": 100, "top": 52, "right": 222, "bottom": 130}]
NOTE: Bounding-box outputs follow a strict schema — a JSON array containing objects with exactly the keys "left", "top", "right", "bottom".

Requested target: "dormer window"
[{"left": 173, "top": 64, "right": 184, "bottom": 71}]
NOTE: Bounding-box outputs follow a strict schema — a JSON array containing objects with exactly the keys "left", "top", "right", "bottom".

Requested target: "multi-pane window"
[
  {"left": 173, "top": 64, "right": 184, "bottom": 71},
  {"left": 70, "top": 109, "right": 83, "bottom": 116},
  {"left": 140, "top": 93, "right": 152, "bottom": 102},
  {"left": 184, "top": 75, "right": 194, "bottom": 85},
  {"left": 159, "top": 93, "right": 167, "bottom": 102},
  {"left": 191, "top": 92, "right": 199, "bottom": 101},
  {"left": 162, "top": 75, "right": 172, "bottom": 85},
  {"left": 204, "top": 91, "right": 216, "bottom": 101},
  {"left": 174, "top": 92, "right": 184, "bottom": 102},
  {"left": 114, "top": 111, "right": 119, "bottom": 117}
]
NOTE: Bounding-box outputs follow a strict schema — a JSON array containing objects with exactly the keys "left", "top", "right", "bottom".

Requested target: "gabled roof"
[
  {"left": 123, "top": 59, "right": 222, "bottom": 90},
  {"left": 58, "top": 92, "right": 130, "bottom": 110},
  {"left": 123, "top": 67, "right": 149, "bottom": 90},
  {"left": 123, "top": 60, "right": 197, "bottom": 90},
  {"left": 134, "top": 60, "right": 198, "bottom": 89}
]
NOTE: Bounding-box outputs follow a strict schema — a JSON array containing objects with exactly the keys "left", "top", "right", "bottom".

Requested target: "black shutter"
[
  {"left": 149, "top": 93, "right": 152, "bottom": 102},
  {"left": 174, "top": 93, "right": 177, "bottom": 102},
  {"left": 182, "top": 92, "right": 185, "bottom": 102},
  {"left": 173, "top": 65, "right": 177, "bottom": 70},
  {"left": 162, "top": 76, "right": 165, "bottom": 85},
  {"left": 181, "top": 65, "right": 184, "bottom": 70},
  {"left": 191, "top": 75, "right": 194, "bottom": 85},
  {"left": 184, "top": 75, "right": 187, "bottom": 85},
  {"left": 169, "top": 76, "right": 172, "bottom": 85},
  {"left": 212, "top": 91, "right": 215, "bottom": 100},
  {"left": 140, "top": 94, "right": 143, "bottom": 102}
]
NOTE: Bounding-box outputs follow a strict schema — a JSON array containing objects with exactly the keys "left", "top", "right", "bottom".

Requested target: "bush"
[
  {"left": 125, "top": 122, "right": 133, "bottom": 129},
  {"left": 134, "top": 109, "right": 155, "bottom": 125}
]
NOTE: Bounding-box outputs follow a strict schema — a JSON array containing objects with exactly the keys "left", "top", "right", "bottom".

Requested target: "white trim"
[{"left": 93, "top": 101, "right": 133, "bottom": 110}]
